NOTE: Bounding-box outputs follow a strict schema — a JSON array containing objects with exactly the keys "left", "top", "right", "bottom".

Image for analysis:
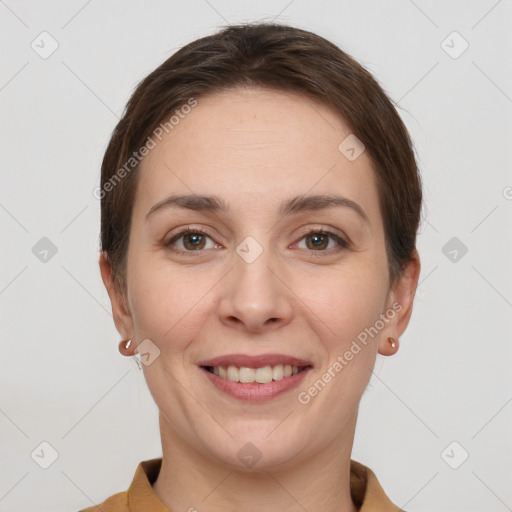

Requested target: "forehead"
[{"left": 135, "top": 87, "right": 380, "bottom": 223}]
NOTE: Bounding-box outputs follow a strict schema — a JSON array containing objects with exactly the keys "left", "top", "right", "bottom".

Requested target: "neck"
[{"left": 153, "top": 412, "right": 359, "bottom": 512}]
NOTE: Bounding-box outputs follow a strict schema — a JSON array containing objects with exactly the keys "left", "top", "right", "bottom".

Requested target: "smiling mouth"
[{"left": 202, "top": 364, "right": 311, "bottom": 384}]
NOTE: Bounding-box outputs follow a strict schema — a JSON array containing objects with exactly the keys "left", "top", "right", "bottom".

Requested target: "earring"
[
  {"left": 388, "top": 337, "right": 397, "bottom": 349},
  {"left": 118, "top": 339, "right": 133, "bottom": 356}
]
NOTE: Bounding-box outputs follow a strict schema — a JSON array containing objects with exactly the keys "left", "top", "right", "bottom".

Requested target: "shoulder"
[{"left": 78, "top": 490, "right": 128, "bottom": 512}]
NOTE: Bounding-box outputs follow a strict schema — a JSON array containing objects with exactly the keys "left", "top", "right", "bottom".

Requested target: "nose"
[{"left": 217, "top": 247, "right": 294, "bottom": 333}]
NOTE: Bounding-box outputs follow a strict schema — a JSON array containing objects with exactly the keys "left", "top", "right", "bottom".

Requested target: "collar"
[{"left": 127, "top": 457, "right": 402, "bottom": 511}]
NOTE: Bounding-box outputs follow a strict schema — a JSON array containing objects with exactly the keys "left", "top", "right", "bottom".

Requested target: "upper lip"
[{"left": 198, "top": 353, "right": 313, "bottom": 368}]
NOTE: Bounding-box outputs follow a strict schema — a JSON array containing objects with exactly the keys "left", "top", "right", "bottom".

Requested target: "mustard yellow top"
[{"left": 80, "top": 458, "right": 404, "bottom": 511}]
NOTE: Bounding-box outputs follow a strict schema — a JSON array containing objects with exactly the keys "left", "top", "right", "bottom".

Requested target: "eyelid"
[
  {"left": 292, "top": 225, "right": 350, "bottom": 251},
  {"left": 164, "top": 226, "right": 218, "bottom": 247}
]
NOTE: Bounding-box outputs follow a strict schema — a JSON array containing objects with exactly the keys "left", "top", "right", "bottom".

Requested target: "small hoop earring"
[
  {"left": 118, "top": 339, "right": 142, "bottom": 370},
  {"left": 118, "top": 339, "right": 133, "bottom": 356}
]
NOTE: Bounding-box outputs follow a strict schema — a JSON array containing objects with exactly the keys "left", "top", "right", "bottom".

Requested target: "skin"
[{"left": 100, "top": 87, "right": 420, "bottom": 512}]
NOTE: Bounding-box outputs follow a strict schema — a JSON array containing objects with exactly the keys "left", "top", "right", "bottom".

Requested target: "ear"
[
  {"left": 378, "top": 250, "right": 421, "bottom": 356},
  {"left": 99, "top": 252, "right": 135, "bottom": 341}
]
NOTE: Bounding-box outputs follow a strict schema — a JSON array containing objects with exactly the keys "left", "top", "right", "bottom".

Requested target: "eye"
[
  {"left": 165, "top": 228, "right": 218, "bottom": 252},
  {"left": 164, "top": 227, "right": 349, "bottom": 255},
  {"left": 295, "top": 228, "right": 349, "bottom": 252}
]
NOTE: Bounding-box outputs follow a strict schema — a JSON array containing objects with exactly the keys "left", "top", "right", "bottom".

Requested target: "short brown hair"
[{"left": 100, "top": 22, "right": 422, "bottom": 294}]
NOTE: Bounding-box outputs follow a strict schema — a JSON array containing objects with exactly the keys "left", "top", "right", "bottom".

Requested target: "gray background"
[{"left": 1, "top": 1, "right": 511, "bottom": 511}]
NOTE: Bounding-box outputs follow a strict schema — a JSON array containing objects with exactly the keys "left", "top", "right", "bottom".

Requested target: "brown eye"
[
  {"left": 305, "top": 233, "right": 330, "bottom": 250},
  {"left": 165, "top": 229, "right": 216, "bottom": 252},
  {"left": 297, "top": 229, "right": 348, "bottom": 252},
  {"left": 182, "top": 232, "right": 207, "bottom": 250}
]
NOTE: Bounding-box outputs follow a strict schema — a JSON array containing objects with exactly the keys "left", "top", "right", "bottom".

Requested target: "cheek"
[
  {"left": 293, "top": 263, "right": 387, "bottom": 392},
  {"left": 297, "top": 262, "right": 387, "bottom": 335},
  {"left": 127, "top": 253, "right": 214, "bottom": 348}
]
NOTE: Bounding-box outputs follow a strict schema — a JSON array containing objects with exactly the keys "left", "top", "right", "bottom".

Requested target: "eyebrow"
[{"left": 146, "top": 193, "right": 369, "bottom": 223}]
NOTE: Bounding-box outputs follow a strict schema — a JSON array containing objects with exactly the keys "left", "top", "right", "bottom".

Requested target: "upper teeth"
[{"left": 211, "top": 364, "right": 301, "bottom": 383}]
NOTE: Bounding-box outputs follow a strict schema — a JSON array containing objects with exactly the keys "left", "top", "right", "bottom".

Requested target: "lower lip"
[{"left": 200, "top": 367, "right": 312, "bottom": 401}]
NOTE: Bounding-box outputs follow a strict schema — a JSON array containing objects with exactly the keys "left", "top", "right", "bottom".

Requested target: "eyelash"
[{"left": 164, "top": 226, "right": 349, "bottom": 256}]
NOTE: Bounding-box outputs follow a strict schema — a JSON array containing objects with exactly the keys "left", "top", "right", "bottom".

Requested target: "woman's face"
[{"left": 103, "top": 87, "right": 418, "bottom": 470}]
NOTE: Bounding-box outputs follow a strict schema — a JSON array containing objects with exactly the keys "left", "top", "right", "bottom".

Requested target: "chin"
[{"left": 201, "top": 432, "right": 308, "bottom": 473}]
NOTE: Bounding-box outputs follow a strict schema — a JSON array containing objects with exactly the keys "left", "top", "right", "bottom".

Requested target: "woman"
[{"left": 85, "top": 22, "right": 421, "bottom": 512}]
